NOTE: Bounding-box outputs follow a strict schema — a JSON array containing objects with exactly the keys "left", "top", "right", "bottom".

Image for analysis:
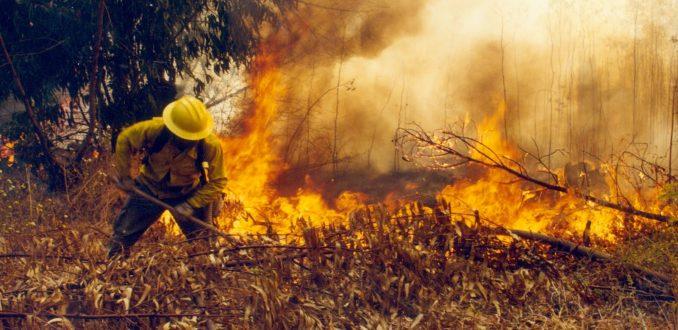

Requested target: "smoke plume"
[{"left": 233, "top": 0, "right": 678, "bottom": 176}]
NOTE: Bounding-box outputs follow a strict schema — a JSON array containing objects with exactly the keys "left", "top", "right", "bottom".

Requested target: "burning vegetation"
[{"left": 0, "top": 0, "right": 677, "bottom": 328}]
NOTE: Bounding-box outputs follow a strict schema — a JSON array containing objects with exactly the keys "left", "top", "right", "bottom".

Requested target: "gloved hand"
[
  {"left": 174, "top": 202, "right": 195, "bottom": 217},
  {"left": 117, "top": 176, "right": 135, "bottom": 191}
]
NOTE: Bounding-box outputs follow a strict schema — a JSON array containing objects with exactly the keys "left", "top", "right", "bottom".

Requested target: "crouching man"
[{"left": 108, "top": 95, "right": 227, "bottom": 258}]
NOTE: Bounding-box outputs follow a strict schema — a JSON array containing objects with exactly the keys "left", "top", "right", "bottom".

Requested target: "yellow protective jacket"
[{"left": 115, "top": 118, "right": 227, "bottom": 208}]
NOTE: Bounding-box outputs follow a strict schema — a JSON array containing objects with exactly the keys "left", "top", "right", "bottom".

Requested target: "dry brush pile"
[{"left": 0, "top": 164, "right": 675, "bottom": 329}]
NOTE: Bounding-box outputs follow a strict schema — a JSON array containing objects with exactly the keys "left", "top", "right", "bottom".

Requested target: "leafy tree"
[{"left": 0, "top": 0, "right": 294, "bottom": 188}]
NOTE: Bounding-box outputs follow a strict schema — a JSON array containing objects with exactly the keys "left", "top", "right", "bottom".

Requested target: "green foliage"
[
  {"left": 659, "top": 182, "right": 678, "bottom": 205},
  {"left": 99, "top": 0, "right": 291, "bottom": 130},
  {"left": 617, "top": 226, "right": 678, "bottom": 278},
  {"left": 0, "top": 0, "right": 293, "bottom": 177}
]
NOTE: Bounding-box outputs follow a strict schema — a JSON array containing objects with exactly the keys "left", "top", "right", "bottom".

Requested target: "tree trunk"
[
  {"left": 0, "top": 32, "right": 66, "bottom": 186},
  {"left": 75, "top": 0, "right": 106, "bottom": 161}
]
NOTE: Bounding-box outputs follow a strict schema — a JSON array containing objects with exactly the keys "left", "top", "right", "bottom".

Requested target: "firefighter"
[{"left": 108, "top": 95, "right": 227, "bottom": 258}]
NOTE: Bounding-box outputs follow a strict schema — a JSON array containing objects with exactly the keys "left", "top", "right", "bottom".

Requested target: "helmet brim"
[{"left": 162, "top": 101, "right": 214, "bottom": 141}]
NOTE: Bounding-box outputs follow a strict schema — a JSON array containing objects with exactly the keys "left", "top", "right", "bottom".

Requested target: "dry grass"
[{"left": 0, "top": 162, "right": 675, "bottom": 329}]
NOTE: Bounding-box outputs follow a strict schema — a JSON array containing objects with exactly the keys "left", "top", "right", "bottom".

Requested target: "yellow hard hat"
[{"left": 162, "top": 95, "right": 214, "bottom": 140}]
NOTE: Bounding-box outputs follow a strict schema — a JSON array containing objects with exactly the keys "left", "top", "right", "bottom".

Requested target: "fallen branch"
[
  {"left": 0, "top": 253, "right": 98, "bottom": 264},
  {"left": 186, "top": 244, "right": 336, "bottom": 258},
  {"left": 501, "top": 229, "right": 673, "bottom": 284},
  {"left": 221, "top": 249, "right": 343, "bottom": 269},
  {"left": 221, "top": 252, "right": 309, "bottom": 269},
  {"left": 0, "top": 311, "right": 240, "bottom": 320}
]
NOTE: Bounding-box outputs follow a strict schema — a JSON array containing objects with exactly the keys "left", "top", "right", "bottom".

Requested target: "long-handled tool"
[
  {"left": 114, "top": 180, "right": 237, "bottom": 245},
  {"left": 115, "top": 180, "right": 227, "bottom": 329}
]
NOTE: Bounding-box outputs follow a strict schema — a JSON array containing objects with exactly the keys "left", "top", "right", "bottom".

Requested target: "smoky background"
[{"left": 201, "top": 0, "right": 677, "bottom": 181}]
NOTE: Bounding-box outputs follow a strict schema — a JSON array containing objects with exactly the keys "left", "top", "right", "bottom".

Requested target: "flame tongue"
[
  {"left": 435, "top": 101, "right": 670, "bottom": 242},
  {"left": 217, "top": 47, "right": 351, "bottom": 235},
  {"left": 209, "top": 46, "right": 668, "bottom": 243},
  {"left": 222, "top": 50, "right": 283, "bottom": 208}
]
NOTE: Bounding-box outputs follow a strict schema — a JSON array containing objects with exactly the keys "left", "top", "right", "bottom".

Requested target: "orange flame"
[
  {"left": 217, "top": 45, "right": 363, "bottom": 236},
  {"left": 436, "top": 100, "right": 670, "bottom": 241},
  {"left": 201, "top": 45, "right": 670, "bottom": 244}
]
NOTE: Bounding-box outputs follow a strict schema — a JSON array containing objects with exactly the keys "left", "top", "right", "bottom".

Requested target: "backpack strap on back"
[
  {"left": 143, "top": 127, "right": 171, "bottom": 165},
  {"left": 196, "top": 139, "right": 209, "bottom": 184},
  {"left": 145, "top": 126, "right": 209, "bottom": 185}
]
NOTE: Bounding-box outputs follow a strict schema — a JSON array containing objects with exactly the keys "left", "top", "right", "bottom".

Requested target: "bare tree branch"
[{"left": 399, "top": 127, "right": 674, "bottom": 223}]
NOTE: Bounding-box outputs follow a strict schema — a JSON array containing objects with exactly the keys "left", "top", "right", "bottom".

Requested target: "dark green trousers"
[{"left": 107, "top": 183, "right": 215, "bottom": 258}]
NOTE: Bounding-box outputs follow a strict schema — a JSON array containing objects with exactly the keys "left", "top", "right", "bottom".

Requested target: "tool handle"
[{"left": 114, "top": 179, "right": 237, "bottom": 244}]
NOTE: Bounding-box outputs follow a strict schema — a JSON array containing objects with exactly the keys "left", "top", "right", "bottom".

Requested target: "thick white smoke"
[{"left": 212, "top": 0, "right": 677, "bottom": 174}]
